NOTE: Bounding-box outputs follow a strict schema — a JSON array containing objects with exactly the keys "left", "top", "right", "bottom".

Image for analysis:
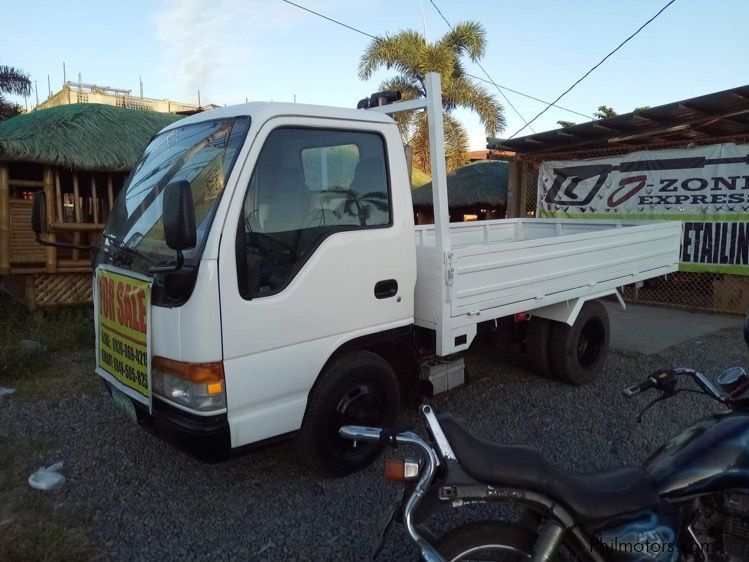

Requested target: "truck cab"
[{"left": 93, "top": 102, "right": 417, "bottom": 472}]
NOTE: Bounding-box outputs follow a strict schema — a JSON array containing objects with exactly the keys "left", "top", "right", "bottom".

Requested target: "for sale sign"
[
  {"left": 95, "top": 266, "right": 152, "bottom": 402},
  {"left": 537, "top": 143, "right": 749, "bottom": 274}
]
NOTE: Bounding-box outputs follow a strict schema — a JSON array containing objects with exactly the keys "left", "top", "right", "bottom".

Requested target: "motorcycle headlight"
[{"left": 151, "top": 357, "right": 226, "bottom": 412}]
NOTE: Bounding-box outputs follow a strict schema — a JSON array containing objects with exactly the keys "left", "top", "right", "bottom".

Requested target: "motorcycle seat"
[{"left": 438, "top": 414, "right": 659, "bottom": 522}]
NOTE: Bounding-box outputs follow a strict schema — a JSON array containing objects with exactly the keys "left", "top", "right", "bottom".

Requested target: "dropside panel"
[{"left": 449, "top": 221, "right": 680, "bottom": 318}]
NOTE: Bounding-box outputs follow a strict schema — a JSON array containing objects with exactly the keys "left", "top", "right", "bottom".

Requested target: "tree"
[
  {"left": 556, "top": 120, "right": 576, "bottom": 128},
  {"left": 0, "top": 65, "right": 31, "bottom": 121},
  {"left": 593, "top": 105, "right": 617, "bottom": 119},
  {"left": 323, "top": 189, "right": 389, "bottom": 226},
  {"left": 359, "top": 22, "right": 505, "bottom": 172}
]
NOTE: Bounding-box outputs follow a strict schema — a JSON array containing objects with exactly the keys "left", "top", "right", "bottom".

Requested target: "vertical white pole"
[
  {"left": 321, "top": 148, "right": 328, "bottom": 189},
  {"left": 425, "top": 72, "right": 452, "bottom": 355}
]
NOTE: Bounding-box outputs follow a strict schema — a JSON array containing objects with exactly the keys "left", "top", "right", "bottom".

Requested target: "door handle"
[{"left": 374, "top": 279, "right": 398, "bottom": 299}]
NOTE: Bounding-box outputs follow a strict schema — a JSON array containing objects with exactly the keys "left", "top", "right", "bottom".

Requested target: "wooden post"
[
  {"left": 506, "top": 159, "right": 522, "bottom": 219},
  {"left": 55, "top": 171, "right": 63, "bottom": 221},
  {"left": 0, "top": 166, "right": 9, "bottom": 275},
  {"left": 72, "top": 173, "right": 81, "bottom": 262},
  {"left": 91, "top": 175, "right": 99, "bottom": 223},
  {"left": 43, "top": 168, "right": 57, "bottom": 273},
  {"left": 25, "top": 275, "right": 37, "bottom": 311},
  {"left": 107, "top": 174, "right": 114, "bottom": 210}
]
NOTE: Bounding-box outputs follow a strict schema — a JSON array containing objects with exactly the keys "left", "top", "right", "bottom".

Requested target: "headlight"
[{"left": 152, "top": 357, "right": 226, "bottom": 412}]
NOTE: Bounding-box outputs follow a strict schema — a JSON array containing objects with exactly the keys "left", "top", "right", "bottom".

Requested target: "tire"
[
  {"left": 525, "top": 316, "right": 553, "bottom": 378},
  {"left": 549, "top": 300, "right": 610, "bottom": 385},
  {"left": 298, "top": 350, "right": 400, "bottom": 476},
  {"left": 437, "top": 521, "right": 535, "bottom": 561}
]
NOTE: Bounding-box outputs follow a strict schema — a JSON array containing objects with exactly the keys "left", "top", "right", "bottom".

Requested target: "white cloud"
[{"left": 152, "top": 0, "right": 354, "bottom": 104}]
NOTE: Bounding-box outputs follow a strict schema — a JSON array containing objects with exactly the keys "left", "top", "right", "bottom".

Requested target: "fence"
[{"left": 515, "top": 141, "right": 748, "bottom": 315}]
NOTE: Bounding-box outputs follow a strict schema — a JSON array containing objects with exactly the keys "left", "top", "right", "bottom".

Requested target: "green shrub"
[{"left": 0, "top": 295, "right": 94, "bottom": 380}]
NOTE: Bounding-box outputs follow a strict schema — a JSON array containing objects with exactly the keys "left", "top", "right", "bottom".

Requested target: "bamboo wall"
[{"left": 0, "top": 162, "right": 123, "bottom": 308}]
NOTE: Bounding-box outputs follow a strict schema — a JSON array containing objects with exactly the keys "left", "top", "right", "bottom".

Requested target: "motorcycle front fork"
[
  {"left": 521, "top": 511, "right": 606, "bottom": 562},
  {"left": 532, "top": 520, "right": 566, "bottom": 562}
]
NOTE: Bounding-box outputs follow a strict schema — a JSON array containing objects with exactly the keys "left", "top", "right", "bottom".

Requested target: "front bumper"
[{"left": 105, "top": 381, "right": 231, "bottom": 461}]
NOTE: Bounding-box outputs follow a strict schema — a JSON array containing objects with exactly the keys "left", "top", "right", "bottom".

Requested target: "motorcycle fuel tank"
[{"left": 644, "top": 411, "right": 749, "bottom": 499}]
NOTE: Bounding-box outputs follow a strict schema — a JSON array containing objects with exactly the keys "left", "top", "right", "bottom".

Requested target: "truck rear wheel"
[
  {"left": 549, "top": 300, "right": 609, "bottom": 385},
  {"left": 298, "top": 350, "right": 400, "bottom": 476},
  {"left": 526, "top": 316, "right": 553, "bottom": 378}
]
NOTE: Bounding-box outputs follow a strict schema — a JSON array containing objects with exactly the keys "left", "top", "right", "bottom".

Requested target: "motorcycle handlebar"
[
  {"left": 339, "top": 425, "right": 382, "bottom": 442},
  {"left": 339, "top": 423, "right": 445, "bottom": 562},
  {"left": 622, "top": 377, "right": 657, "bottom": 397},
  {"left": 623, "top": 368, "right": 727, "bottom": 402}
]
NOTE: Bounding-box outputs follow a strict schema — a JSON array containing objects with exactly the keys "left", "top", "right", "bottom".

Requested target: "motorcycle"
[{"left": 340, "top": 320, "right": 749, "bottom": 561}]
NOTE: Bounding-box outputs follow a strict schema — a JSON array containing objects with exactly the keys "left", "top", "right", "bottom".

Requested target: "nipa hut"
[
  {"left": 0, "top": 104, "right": 182, "bottom": 308},
  {"left": 411, "top": 159, "right": 509, "bottom": 225}
]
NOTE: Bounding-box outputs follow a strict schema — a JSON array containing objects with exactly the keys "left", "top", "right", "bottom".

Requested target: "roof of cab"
[{"left": 160, "top": 101, "right": 396, "bottom": 133}]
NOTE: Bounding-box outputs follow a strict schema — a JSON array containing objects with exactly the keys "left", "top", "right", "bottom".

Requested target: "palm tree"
[
  {"left": 0, "top": 65, "right": 31, "bottom": 121},
  {"left": 359, "top": 22, "right": 505, "bottom": 171},
  {"left": 320, "top": 189, "right": 389, "bottom": 226}
]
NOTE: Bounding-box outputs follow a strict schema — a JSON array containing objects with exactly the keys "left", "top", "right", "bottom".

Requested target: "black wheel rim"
[
  {"left": 577, "top": 318, "right": 604, "bottom": 368},
  {"left": 330, "top": 381, "right": 385, "bottom": 456}
]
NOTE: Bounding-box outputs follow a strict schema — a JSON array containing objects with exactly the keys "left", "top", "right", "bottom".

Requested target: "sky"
[{"left": 3, "top": 0, "right": 748, "bottom": 150}]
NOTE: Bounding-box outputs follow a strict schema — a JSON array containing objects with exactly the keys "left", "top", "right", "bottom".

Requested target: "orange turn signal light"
[
  {"left": 206, "top": 382, "right": 223, "bottom": 395},
  {"left": 385, "top": 459, "right": 405, "bottom": 482},
  {"left": 152, "top": 357, "right": 225, "bottom": 384}
]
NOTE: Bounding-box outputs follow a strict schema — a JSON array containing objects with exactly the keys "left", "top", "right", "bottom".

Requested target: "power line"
[
  {"left": 280, "top": 0, "right": 591, "bottom": 121},
  {"left": 465, "top": 74, "right": 593, "bottom": 120},
  {"left": 280, "top": 0, "right": 377, "bottom": 40},
  {"left": 427, "top": 0, "right": 535, "bottom": 133},
  {"left": 506, "top": 0, "right": 678, "bottom": 140}
]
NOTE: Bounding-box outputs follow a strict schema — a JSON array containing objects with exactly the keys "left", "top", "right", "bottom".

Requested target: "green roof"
[
  {"left": 412, "top": 160, "right": 509, "bottom": 208},
  {"left": 0, "top": 104, "right": 183, "bottom": 172}
]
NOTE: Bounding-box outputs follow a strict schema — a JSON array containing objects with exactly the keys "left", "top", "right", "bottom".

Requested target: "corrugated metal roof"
[{"left": 489, "top": 84, "right": 749, "bottom": 156}]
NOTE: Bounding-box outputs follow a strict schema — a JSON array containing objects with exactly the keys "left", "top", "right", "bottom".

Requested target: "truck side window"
[{"left": 236, "top": 127, "right": 391, "bottom": 299}]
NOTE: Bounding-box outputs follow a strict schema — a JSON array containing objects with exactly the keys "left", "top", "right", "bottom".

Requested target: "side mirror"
[
  {"left": 30, "top": 190, "right": 94, "bottom": 252},
  {"left": 162, "top": 180, "right": 196, "bottom": 251},
  {"left": 31, "top": 191, "right": 47, "bottom": 236}
]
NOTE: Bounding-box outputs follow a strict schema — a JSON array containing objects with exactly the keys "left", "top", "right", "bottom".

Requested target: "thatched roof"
[
  {"left": 412, "top": 160, "right": 509, "bottom": 208},
  {"left": 0, "top": 104, "right": 183, "bottom": 172}
]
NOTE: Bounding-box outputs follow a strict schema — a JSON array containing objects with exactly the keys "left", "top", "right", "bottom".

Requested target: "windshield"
[{"left": 102, "top": 117, "right": 250, "bottom": 271}]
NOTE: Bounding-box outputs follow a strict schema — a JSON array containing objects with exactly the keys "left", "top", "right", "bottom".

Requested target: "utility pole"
[
  {"left": 418, "top": 0, "right": 428, "bottom": 41},
  {"left": 34, "top": 81, "right": 39, "bottom": 106}
]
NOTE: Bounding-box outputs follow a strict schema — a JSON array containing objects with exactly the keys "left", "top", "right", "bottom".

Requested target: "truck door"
[{"left": 217, "top": 119, "right": 415, "bottom": 448}]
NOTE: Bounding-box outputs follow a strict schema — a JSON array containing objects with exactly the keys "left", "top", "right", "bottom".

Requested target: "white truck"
[{"left": 33, "top": 73, "right": 681, "bottom": 474}]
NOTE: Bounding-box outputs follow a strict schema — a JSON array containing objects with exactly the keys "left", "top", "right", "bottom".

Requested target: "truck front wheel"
[
  {"left": 549, "top": 300, "right": 610, "bottom": 385},
  {"left": 298, "top": 350, "right": 400, "bottom": 476}
]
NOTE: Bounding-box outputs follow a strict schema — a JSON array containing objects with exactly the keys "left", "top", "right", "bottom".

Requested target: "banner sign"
[
  {"left": 96, "top": 267, "right": 152, "bottom": 402},
  {"left": 537, "top": 143, "right": 749, "bottom": 274}
]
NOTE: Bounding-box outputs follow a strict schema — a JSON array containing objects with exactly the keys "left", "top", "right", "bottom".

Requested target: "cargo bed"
[{"left": 413, "top": 218, "right": 682, "bottom": 354}]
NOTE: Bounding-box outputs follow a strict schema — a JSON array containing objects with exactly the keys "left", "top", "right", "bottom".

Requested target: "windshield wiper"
[{"left": 102, "top": 233, "right": 148, "bottom": 267}]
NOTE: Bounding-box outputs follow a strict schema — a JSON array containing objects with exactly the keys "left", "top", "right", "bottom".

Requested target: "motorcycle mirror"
[{"left": 717, "top": 366, "right": 748, "bottom": 393}]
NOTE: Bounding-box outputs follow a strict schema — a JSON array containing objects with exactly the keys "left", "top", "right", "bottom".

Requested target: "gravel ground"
[{"left": 1, "top": 319, "right": 745, "bottom": 561}]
